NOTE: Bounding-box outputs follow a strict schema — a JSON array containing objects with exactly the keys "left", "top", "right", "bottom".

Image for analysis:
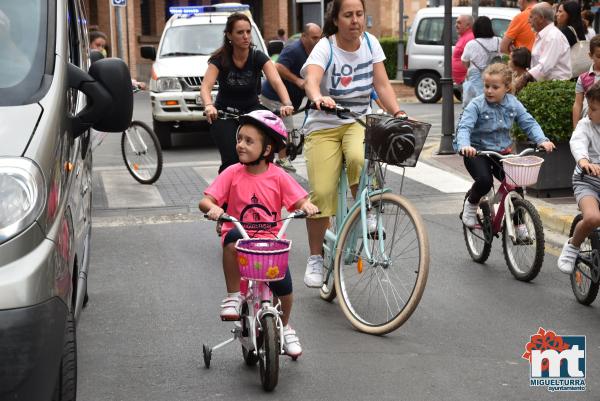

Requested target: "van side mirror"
[
  {"left": 67, "top": 58, "right": 133, "bottom": 137},
  {"left": 141, "top": 46, "right": 157, "bottom": 61},
  {"left": 267, "top": 40, "right": 284, "bottom": 57}
]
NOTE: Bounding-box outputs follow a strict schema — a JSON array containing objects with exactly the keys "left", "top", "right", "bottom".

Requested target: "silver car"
[{"left": 0, "top": 0, "right": 132, "bottom": 400}]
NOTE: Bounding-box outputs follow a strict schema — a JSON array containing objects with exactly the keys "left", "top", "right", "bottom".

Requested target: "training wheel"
[{"left": 203, "top": 344, "right": 212, "bottom": 368}]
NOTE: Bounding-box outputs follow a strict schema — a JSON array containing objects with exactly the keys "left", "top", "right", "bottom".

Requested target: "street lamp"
[{"left": 437, "top": 0, "right": 456, "bottom": 155}]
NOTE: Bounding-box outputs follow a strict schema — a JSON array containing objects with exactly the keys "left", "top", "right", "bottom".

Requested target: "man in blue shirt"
[{"left": 261, "top": 23, "right": 322, "bottom": 172}]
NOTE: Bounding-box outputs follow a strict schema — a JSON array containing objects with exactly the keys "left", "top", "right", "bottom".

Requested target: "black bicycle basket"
[{"left": 365, "top": 114, "right": 431, "bottom": 167}]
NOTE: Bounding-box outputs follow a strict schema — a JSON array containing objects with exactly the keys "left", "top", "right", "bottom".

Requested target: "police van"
[{"left": 141, "top": 3, "right": 268, "bottom": 149}]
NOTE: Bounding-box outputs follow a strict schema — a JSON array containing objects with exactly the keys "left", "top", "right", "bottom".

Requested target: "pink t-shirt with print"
[{"left": 204, "top": 163, "right": 308, "bottom": 241}]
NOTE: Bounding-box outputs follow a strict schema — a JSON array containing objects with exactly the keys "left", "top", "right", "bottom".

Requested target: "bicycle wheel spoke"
[
  {"left": 336, "top": 194, "right": 427, "bottom": 331},
  {"left": 121, "top": 122, "right": 163, "bottom": 184}
]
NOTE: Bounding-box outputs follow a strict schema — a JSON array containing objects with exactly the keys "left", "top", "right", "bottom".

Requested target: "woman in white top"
[
  {"left": 461, "top": 16, "right": 502, "bottom": 107},
  {"left": 299, "top": 0, "right": 405, "bottom": 287},
  {"left": 582, "top": 9, "right": 597, "bottom": 41}
]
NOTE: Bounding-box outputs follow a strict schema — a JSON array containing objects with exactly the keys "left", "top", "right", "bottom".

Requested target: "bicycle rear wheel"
[
  {"left": 334, "top": 192, "right": 429, "bottom": 335},
  {"left": 462, "top": 193, "right": 493, "bottom": 263},
  {"left": 121, "top": 121, "right": 163, "bottom": 184},
  {"left": 258, "top": 315, "right": 279, "bottom": 391},
  {"left": 569, "top": 214, "right": 600, "bottom": 305},
  {"left": 502, "top": 198, "right": 544, "bottom": 282}
]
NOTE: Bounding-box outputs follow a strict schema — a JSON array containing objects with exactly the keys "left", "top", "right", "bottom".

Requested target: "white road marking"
[{"left": 101, "top": 171, "right": 165, "bottom": 208}]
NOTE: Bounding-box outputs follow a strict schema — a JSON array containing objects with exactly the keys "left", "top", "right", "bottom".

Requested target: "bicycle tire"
[
  {"left": 258, "top": 315, "right": 279, "bottom": 391},
  {"left": 333, "top": 192, "right": 429, "bottom": 335},
  {"left": 502, "top": 198, "right": 544, "bottom": 282},
  {"left": 569, "top": 214, "right": 600, "bottom": 305},
  {"left": 462, "top": 193, "right": 493, "bottom": 264},
  {"left": 121, "top": 121, "right": 163, "bottom": 184}
]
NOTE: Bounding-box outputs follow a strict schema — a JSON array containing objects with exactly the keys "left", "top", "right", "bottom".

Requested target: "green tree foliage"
[
  {"left": 514, "top": 80, "right": 576, "bottom": 143},
  {"left": 379, "top": 36, "right": 399, "bottom": 80}
]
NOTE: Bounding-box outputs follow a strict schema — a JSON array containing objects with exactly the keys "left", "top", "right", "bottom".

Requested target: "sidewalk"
[{"left": 418, "top": 140, "right": 578, "bottom": 250}]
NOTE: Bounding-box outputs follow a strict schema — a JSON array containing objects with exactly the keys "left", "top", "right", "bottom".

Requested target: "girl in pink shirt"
[{"left": 199, "top": 110, "right": 318, "bottom": 358}]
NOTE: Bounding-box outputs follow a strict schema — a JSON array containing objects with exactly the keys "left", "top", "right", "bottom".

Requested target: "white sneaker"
[
  {"left": 220, "top": 296, "right": 241, "bottom": 321},
  {"left": 304, "top": 255, "right": 323, "bottom": 288},
  {"left": 515, "top": 223, "right": 532, "bottom": 244},
  {"left": 367, "top": 212, "right": 378, "bottom": 233},
  {"left": 558, "top": 239, "right": 579, "bottom": 274},
  {"left": 282, "top": 326, "right": 302, "bottom": 358},
  {"left": 461, "top": 198, "right": 479, "bottom": 228}
]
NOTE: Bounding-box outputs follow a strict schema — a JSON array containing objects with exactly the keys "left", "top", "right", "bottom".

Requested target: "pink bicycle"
[
  {"left": 202, "top": 210, "right": 307, "bottom": 392},
  {"left": 461, "top": 147, "right": 546, "bottom": 282}
]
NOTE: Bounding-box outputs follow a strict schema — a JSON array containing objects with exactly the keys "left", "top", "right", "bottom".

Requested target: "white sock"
[{"left": 228, "top": 291, "right": 241, "bottom": 298}]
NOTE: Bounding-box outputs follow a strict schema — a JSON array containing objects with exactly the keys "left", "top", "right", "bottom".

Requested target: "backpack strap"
[{"left": 324, "top": 32, "right": 373, "bottom": 72}]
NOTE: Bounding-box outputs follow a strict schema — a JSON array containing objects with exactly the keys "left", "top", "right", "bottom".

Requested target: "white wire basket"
[{"left": 501, "top": 156, "right": 544, "bottom": 186}]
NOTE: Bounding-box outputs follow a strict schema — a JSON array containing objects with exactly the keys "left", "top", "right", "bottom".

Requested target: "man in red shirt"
[
  {"left": 500, "top": 0, "right": 537, "bottom": 54},
  {"left": 452, "top": 15, "right": 474, "bottom": 86}
]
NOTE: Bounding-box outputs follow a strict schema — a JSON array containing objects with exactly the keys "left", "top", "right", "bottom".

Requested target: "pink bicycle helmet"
[{"left": 239, "top": 110, "right": 288, "bottom": 152}]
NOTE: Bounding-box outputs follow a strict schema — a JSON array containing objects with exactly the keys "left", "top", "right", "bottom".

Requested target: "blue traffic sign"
[{"left": 111, "top": 0, "right": 126, "bottom": 6}]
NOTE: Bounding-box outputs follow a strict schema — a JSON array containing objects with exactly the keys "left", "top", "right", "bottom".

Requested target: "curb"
[{"left": 534, "top": 205, "right": 575, "bottom": 237}]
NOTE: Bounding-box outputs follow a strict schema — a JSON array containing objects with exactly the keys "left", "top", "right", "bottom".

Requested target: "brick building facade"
[{"left": 81, "top": 0, "right": 442, "bottom": 82}]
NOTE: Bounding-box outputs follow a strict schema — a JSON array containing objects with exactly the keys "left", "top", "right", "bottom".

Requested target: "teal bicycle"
[{"left": 315, "top": 106, "right": 431, "bottom": 335}]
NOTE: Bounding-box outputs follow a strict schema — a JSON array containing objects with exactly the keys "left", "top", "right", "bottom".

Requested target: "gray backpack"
[{"left": 473, "top": 37, "right": 502, "bottom": 71}]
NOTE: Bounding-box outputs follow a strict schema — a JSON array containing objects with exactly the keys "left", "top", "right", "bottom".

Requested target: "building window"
[{"left": 140, "top": 0, "right": 151, "bottom": 35}]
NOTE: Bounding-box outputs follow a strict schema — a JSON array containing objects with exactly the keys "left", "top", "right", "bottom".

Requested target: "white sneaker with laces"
[
  {"left": 304, "top": 255, "right": 323, "bottom": 288},
  {"left": 282, "top": 326, "right": 302, "bottom": 358},
  {"left": 462, "top": 198, "right": 479, "bottom": 228},
  {"left": 558, "top": 239, "right": 579, "bottom": 274},
  {"left": 220, "top": 296, "right": 241, "bottom": 321},
  {"left": 515, "top": 223, "right": 532, "bottom": 243}
]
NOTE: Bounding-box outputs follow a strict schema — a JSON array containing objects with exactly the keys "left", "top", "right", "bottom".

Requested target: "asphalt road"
[{"left": 78, "top": 93, "right": 599, "bottom": 400}]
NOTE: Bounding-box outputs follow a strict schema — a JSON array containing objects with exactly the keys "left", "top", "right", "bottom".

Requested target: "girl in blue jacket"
[{"left": 454, "top": 63, "right": 555, "bottom": 227}]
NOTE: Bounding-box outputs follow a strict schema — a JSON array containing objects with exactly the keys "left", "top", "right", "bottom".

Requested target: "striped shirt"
[{"left": 300, "top": 32, "right": 385, "bottom": 133}]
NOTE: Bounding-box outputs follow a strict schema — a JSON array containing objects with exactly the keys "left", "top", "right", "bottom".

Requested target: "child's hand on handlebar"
[
  {"left": 279, "top": 105, "right": 294, "bottom": 117},
  {"left": 539, "top": 141, "right": 555, "bottom": 153},
  {"left": 579, "top": 159, "right": 600, "bottom": 176},
  {"left": 204, "top": 104, "right": 218, "bottom": 124},
  {"left": 206, "top": 205, "right": 225, "bottom": 221},
  {"left": 460, "top": 146, "right": 477, "bottom": 158}
]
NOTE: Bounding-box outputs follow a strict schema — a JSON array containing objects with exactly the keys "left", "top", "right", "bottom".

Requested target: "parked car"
[
  {"left": 403, "top": 6, "right": 519, "bottom": 103},
  {"left": 0, "top": 0, "right": 132, "bottom": 400},
  {"left": 141, "top": 3, "right": 268, "bottom": 149}
]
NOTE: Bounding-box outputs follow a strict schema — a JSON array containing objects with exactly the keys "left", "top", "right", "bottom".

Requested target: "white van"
[
  {"left": 141, "top": 3, "right": 268, "bottom": 149},
  {"left": 403, "top": 6, "right": 520, "bottom": 103}
]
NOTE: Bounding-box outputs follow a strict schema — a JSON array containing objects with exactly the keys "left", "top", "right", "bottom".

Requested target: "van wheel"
[
  {"left": 415, "top": 73, "right": 441, "bottom": 103},
  {"left": 153, "top": 119, "right": 172, "bottom": 150},
  {"left": 52, "top": 311, "right": 76, "bottom": 401}
]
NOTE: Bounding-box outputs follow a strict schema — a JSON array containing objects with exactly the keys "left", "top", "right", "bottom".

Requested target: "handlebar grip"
[{"left": 203, "top": 213, "right": 232, "bottom": 222}]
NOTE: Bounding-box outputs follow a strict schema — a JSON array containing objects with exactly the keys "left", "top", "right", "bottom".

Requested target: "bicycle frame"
[
  {"left": 323, "top": 157, "right": 392, "bottom": 278},
  {"left": 486, "top": 178, "right": 522, "bottom": 242}
]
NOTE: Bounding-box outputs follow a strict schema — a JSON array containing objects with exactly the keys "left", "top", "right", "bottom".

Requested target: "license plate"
[{"left": 196, "top": 95, "right": 203, "bottom": 105}]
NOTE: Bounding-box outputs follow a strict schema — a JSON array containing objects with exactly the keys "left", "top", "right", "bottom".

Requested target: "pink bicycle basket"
[
  {"left": 235, "top": 238, "right": 291, "bottom": 281},
  {"left": 501, "top": 156, "right": 544, "bottom": 187}
]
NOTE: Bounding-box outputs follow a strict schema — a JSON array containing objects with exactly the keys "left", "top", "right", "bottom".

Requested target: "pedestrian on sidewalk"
[
  {"left": 260, "top": 22, "right": 323, "bottom": 173},
  {"left": 509, "top": 47, "right": 531, "bottom": 94},
  {"left": 452, "top": 15, "right": 474, "bottom": 93},
  {"left": 559, "top": 82, "right": 600, "bottom": 274},
  {"left": 572, "top": 35, "right": 600, "bottom": 127},
  {"left": 500, "top": 0, "right": 537, "bottom": 54},
  {"left": 461, "top": 16, "right": 502, "bottom": 107},
  {"left": 454, "top": 63, "right": 555, "bottom": 228}
]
